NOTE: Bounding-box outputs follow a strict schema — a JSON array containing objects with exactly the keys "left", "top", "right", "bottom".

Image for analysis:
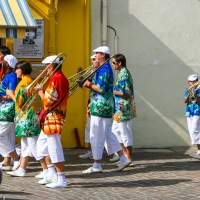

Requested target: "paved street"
[{"left": 0, "top": 147, "right": 200, "bottom": 200}]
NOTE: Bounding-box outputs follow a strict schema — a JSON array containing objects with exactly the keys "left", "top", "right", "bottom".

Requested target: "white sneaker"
[
  {"left": 7, "top": 170, "right": 25, "bottom": 177},
  {"left": 46, "top": 181, "right": 67, "bottom": 188},
  {"left": 35, "top": 171, "right": 46, "bottom": 179},
  {"left": 82, "top": 167, "right": 102, "bottom": 174},
  {"left": 109, "top": 154, "right": 120, "bottom": 162},
  {"left": 38, "top": 174, "right": 57, "bottom": 185},
  {"left": 12, "top": 159, "right": 21, "bottom": 171},
  {"left": 79, "top": 152, "right": 93, "bottom": 159},
  {"left": 1, "top": 164, "right": 12, "bottom": 171},
  {"left": 189, "top": 154, "right": 200, "bottom": 159},
  {"left": 116, "top": 159, "right": 132, "bottom": 171}
]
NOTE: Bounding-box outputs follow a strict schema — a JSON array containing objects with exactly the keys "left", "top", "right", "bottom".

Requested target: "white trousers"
[
  {"left": 90, "top": 115, "right": 122, "bottom": 160},
  {"left": 187, "top": 116, "right": 200, "bottom": 145},
  {"left": 112, "top": 120, "right": 133, "bottom": 147},
  {"left": 0, "top": 122, "right": 15, "bottom": 156},
  {"left": 21, "top": 136, "right": 38, "bottom": 159},
  {"left": 36, "top": 131, "right": 65, "bottom": 163},
  {"left": 85, "top": 117, "right": 91, "bottom": 143}
]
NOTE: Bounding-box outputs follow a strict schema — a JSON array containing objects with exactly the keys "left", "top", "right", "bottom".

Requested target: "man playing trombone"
[{"left": 35, "top": 54, "right": 69, "bottom": 188}]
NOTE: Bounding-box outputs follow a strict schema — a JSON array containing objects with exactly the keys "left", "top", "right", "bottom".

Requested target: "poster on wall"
[{"left": 14, "top": 19, "right": 44, "bottom": 58}]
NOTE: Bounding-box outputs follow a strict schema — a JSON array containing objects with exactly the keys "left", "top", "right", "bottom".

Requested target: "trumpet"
[
  {"left": 14, "top": 53, "right": 67, "bottom": 122},
  {"left": 68, "top": 55, "right": 113, "bottom": 97}
]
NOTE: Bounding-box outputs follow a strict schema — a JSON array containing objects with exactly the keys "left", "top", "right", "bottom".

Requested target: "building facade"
[{"left": 1, "top": 0, "right": 199, "bottom": 148}]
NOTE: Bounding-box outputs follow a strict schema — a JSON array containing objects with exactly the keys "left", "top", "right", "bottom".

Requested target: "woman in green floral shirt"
[{"left": 6, "top": 61, "right": 46, "bottom": 177}]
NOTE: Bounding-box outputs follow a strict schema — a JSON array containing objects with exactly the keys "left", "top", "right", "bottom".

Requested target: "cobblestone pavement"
[{"left": 0, "top": 147, "right": 200, "bottom": 200}]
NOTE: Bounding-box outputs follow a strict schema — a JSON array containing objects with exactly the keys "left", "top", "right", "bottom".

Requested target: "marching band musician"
[
  {"left": 82, "top": 46, "right": 131, "bottom": 173},
  {"left": 0, "top": 55, "right": 20, "bottom": 171},
  {"left": 6, "top": 61, "right": 46, "bottom": 177},
  {"left": 184, "top": 74, "right": 200, "bottom": 158},
  {"left": 0, "top": 46, "right": 15, "bottom": 169},
  {"left": 79, "top": 54, "right": 100, "bottom": 160},
  {"left": 35, "top": 55, "right": 69, "bottom": 188}
]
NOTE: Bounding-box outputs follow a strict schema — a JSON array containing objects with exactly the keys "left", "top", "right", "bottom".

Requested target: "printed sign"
[{"left": 14, "top": 19, "right": 44, "bottom": 58}]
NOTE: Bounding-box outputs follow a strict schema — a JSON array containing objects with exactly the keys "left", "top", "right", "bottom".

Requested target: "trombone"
[
  {"left": 68, "top": 55, "right": 113, "bottom": 97},
  {"left": 14, "top": 53, "right": 67, "bottom": 122}
]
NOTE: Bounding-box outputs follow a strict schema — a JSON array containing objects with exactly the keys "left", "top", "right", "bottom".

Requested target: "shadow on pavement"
[{"left": 69, "top": 178, "right": 191, "bottom": 188}]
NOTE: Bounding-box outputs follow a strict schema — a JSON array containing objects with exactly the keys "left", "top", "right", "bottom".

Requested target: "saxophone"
[{"left": 188, "top": 81, "right": 200, "bottom": 103}]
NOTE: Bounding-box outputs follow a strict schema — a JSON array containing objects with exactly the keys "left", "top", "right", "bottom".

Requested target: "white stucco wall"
[{"left": 91, "top": 0, "right": 200, "bottom": 148}]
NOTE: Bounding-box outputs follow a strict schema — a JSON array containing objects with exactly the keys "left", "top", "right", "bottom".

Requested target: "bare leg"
[
  {"left": 55, "top": 162, "right": 65, "bottom": 172},
  {"left": 9, "top": 150, "right": 19, "bottom": 160},
  {"left": 40, "top": 157, "right": 47, "bottom": 170},
  {"left": 125, "top": 146, "right": 133, "bottom": 161},
  {"left": 45, "top": 155, "right": 52, "bottom": 165},
  {"left": 3, "top": 157, "right": 11, "bottom": 165},
  {"left": 120, "top": 143, "right": 127, "bottom": 156},
  {"left": 19, "top": 157, "right": 29, "bottom": 169}
]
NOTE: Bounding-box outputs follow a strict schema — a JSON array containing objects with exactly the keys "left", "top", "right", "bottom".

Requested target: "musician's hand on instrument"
[
  {"left": 6, "top": 89, "right": 13, "bottom": 96},
  {"left": 83, "top": 80, "right": 92, "bottom": 88},
  {"left": 6, "top": 89, "right": 15, "bottom": 101},
  {"left": 34, "top": 84, "right": 44, "bottom": 97}
]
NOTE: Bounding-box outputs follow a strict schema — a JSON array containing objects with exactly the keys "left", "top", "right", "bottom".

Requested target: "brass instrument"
[
  {"left": 68, "top": 65, "right": 96, "bottom": 97},
  {"left": 187, "top": 81, "right": 200, "bottom": 103},
  {"left": 68, "top": 55, "right": 113, "bottom": 97},
  {"left": 14, "top": 53, "right": 67, "bottom": 122}
]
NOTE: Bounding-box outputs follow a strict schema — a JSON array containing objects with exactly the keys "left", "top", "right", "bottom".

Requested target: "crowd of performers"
[{"left": 0, "top": 45, "right": 136, "bottom": 188}]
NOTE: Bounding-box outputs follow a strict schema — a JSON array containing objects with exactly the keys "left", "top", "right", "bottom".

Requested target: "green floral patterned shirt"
[
  {"left": 90, "top": 62, "right": 114, "bottom": 118},
  {"left": 114, "top": 67, "right": 136, "bottom": 122}
]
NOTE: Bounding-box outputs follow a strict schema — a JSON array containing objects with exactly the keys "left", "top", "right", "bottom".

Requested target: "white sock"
[
  {"left": 57, "top": 172, "right": 66, "bottom": 183},
  {"left": 17, "top": 168, "right": 25, "bottom": 173},
  {"left": 119, "top": 155, "right": 127, "bottom": 164},
  {"left": 47, "top": 164, "right": 57, "bottom": 177},
  {"left": 93, "top": 162, "right": 101, "bottom": 169},
  {"left": 43, "top": 169, "right": 48, "bottom": 175}
]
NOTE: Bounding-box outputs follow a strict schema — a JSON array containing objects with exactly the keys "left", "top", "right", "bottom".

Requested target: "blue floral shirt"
[
  {"left": 0, "top": 71, "right": 19, "bottom": 122},
  {"left": 114, "top": 67, "right": 136, "bottom": 122},
  {"left": 90, "top": 62, "right": 114, "bottom": 118},
  {"left": 184, "top": 88, "right": 200, "bottom": 117}
]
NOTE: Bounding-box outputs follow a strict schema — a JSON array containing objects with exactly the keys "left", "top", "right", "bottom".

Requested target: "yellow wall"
[{"left": 10, "top": 0, "right": 91, "bottom": 148}]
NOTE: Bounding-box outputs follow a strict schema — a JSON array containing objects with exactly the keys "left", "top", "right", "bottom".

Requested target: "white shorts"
[
  {"left": 21, "top": 136, "right": 38, "bottom": 159},
  {"left": 187, "top": 116, "right": 200, "bottom": 145},
  {"left": 85, "top": 117, "right": 90, "bottom": 143},
  {"left": 37, "top": 131, "right": 65, "bottom": 163},
  {"left": 0, "top": 122, "right": 15, "bottom": 156},
  {"left": 90, "top": 115, "right": 122, "bottom": 160},
  {"left": 112, "top": 120, "right": 133, "bottom": 147}
]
